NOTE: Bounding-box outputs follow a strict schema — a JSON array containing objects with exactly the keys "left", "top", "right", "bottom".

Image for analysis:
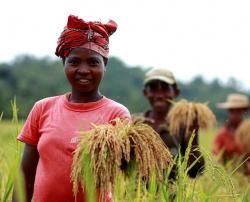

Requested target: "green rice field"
[{"left": 0, "top": 119, "right": 249, "bottom": 202}]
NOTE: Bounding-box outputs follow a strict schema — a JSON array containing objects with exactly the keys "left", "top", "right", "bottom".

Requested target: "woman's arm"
[{"left": 13, "top": 144, "right": 39, "bottom": 202}]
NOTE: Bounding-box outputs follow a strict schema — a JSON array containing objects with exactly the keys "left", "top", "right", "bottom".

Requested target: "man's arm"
[
  {"left": 186, "top": 134, "right": 205, "bottom": 178},
  {"left": 180, "top": 127, "right": 205, "bottom": 178}
]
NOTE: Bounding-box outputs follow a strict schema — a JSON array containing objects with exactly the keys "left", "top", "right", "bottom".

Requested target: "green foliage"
[
  {"left": 1, "top": 118, "right": 250, "bottom": 201},
  {"left": 0, "top": 100, "right": 24, "bottom": 202},
  {"left": 101, "top": 57, "right": 148, "bottom": 113},
  {"left": 81, "top": 154, "right": 96, "bottom": 202},
  {"left": 0, "top": 55, "right": 249, "bottom": 122}
]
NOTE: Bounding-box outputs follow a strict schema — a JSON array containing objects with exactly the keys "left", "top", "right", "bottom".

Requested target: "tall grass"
[
  {"left": 0, "top": 106, "right": 249, "bottom": 201},
  {"left": 0, "top": 99, "right": 25, "bottom": 202},
  {"left": 78, "top": 132, "right": 250, "bottom": 201}
]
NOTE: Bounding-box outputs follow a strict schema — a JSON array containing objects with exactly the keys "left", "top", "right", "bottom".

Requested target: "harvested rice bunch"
[
  {"left": 166, "top": 99, "right": 216, "bottom": 138},
  {"left": 131, "top": 113, "right": 146, "bottom": 124},
  {"left": 71, "top": 119, "right": 172, "bottom": 194},
  {"left": 235, "top": 120, "right": 250, "bottom": 153},
  {"left": 71, "top": 120, "right": 127, "bottom": 195},
  {"left": 126, "top": 120, "right": 172, "bottom": 181}
]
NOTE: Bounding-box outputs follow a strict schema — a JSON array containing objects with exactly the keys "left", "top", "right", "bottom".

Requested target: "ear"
[
  {"left": 243, "top": 107, "right": 249, "bottom": 114},
  {"left": 175, "top": 88, "right": 180, "bottom": 97},
  {"left": 143, "top": 88, "right": 148, "bottom": 97}
]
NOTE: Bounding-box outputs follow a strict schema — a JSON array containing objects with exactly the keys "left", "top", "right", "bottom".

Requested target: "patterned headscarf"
[{"left": 55, "top": 15, "right": 117, "bottom": 58}]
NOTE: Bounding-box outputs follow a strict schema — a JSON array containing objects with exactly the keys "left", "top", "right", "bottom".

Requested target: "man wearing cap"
[
  {"left": 139, "top": 67, "right": 205, "bottom": 178},
  {"left": 213, "top": 93, "right": 250, "bottom": 163}
]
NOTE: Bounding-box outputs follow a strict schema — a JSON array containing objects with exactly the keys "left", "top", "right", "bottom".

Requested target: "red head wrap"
[{"left": 55, "top": 15, "right": 117, "bottom": 58}]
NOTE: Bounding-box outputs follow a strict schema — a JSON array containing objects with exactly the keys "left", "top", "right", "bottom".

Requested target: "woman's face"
[
  {"left": 64, "top": 47, "right": 105, "bottom": 95},
  {"left": 143, "top": 80, "right": 178, "bottom": 112}
]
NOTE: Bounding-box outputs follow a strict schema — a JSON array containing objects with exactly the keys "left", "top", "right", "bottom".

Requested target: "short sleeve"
[
  {"left": 17, "top": 101, "right": 43, "bottom": 145},
  {"left": 112, "top": 105, "right": 131, "bottom": 122}
]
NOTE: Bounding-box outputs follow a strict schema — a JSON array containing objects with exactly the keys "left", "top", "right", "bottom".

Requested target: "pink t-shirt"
[{"left": 18, "top": 93, "right": 131, "bottom": 202}]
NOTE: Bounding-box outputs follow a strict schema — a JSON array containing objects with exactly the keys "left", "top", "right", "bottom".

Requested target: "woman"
[{"left": 13, "top": 15, "right": 131, "bottom": 202}]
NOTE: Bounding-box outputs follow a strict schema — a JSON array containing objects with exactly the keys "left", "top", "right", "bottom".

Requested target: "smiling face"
[
  {"left": 143, "top": 80, "right": 179, "bottom": 113},
  {"left": 64, "top": 47, "right": 105, "bottom": 101}
]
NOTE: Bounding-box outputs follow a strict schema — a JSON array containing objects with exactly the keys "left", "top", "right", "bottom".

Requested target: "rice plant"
[
  {"left": 167, "top": 99, "right": 216, "bottom": 138},
  {"left": 71, "top": 119, "right": 173, "bottom": 200},
  {"left": 0, "top": 99, "right": 25, "bottom": 202},
  {"left": 1, "top": 104, "right": 250, "bottom": 201}
]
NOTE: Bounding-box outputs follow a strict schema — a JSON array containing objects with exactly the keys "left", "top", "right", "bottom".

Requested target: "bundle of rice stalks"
[
  {"left": 235, "top": 120, "right": 250, "bottom": 153},
  {"left": 131, "top": 113, "right": 146, "bottom": 124},
  {"left": 71, "top": 121, "right": 126, "bottom": 195},
  {"left": 126, "top": 121, "right": 172, "bottom": 181},
  {"left": 71, "top": 119, "right": 172, "bottom": 195},
  {"left": 166, "top": 99, "right": 216, "bottom": 138}
]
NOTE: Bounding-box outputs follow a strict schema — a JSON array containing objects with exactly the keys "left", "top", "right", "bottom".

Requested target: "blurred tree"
[{"left": 0, "top": 54, "right": 249, "bottom": 123}]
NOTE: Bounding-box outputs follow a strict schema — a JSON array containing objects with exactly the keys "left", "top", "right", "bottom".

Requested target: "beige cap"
[
  {"left": 144, "top": 68, "right": 176, "bottom": 85},
  {"left": 216, "top": 93, "right": 250, "bottom": 109}
]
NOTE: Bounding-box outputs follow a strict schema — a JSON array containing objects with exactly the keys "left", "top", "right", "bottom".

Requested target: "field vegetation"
[{"left": 1, "top": 117, "right": 249, "bottom": 201}]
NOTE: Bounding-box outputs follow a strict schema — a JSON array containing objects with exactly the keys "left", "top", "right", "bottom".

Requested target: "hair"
[
  {"left": 172, "top": 83, "right": 180, "bottom": 94},
  {"left": 103, "top": 57, "right": 108, "bottom": 66}
]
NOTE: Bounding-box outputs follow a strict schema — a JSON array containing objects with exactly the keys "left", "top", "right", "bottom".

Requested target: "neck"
[
  {"left": 69, "top": 90, "right": 102, "bottom": 103},
  {"left": 151, "top": 109, "right": 168, "bottom": 121},
  {"left": 226, "top": 120, "right": 241, "bottom": 132}
]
